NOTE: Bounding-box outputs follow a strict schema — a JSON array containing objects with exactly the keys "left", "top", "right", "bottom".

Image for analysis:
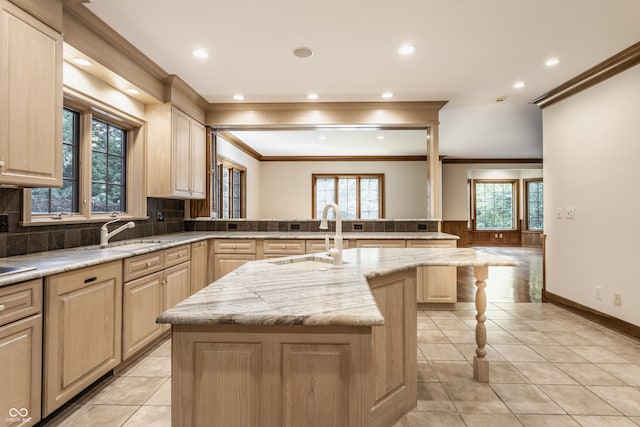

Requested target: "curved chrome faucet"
[
  {"left": 319, "top": 202, "right": 343, "bottom": 268},
  {"left": 100, "top": 218, "right": 135, "bottom": 248}
]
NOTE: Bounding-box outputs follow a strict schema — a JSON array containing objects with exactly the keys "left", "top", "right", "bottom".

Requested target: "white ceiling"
[{"left": 85, "top": 0, "right": 640, "bottom": 158}]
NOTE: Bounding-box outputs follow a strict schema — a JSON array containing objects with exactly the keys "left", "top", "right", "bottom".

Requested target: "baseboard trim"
[{"left": 544, "top": 290, "right": 640, "bottom": 341}]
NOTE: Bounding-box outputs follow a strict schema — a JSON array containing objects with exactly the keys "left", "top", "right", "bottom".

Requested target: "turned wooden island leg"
[{"left": 472, "top": 265, "right": 489, "bottom": 382}]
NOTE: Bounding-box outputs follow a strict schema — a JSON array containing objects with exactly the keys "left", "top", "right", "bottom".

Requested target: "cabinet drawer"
[
  {"left": 262, "top": 240, "right": 305, "bottom": 255},
  {"left": 214, "top": 240, "right": 256, "bottom": 254},
  {"left": 165, "top": 244, "right": 191, "bottom": 268},
  {"left": 124, "top": 251, "right": 164, "bottom": 282},
  {"left": 0, "top": 279, "right": 42, "bottom": 327},
  {"left": 355, "top": 239, "right": 406, "bottom": 248},
  {"left": 407, "top": 239, "right": 457, "bottom": 248},
  {"left": 305, "top": 239, "right": 351, "bottom": 254}
]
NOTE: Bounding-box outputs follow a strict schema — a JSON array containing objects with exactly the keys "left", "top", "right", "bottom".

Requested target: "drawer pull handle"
[
  {"left": 84, "top": 276, "right": 97, "bottom": 284},
  {"left": 0, "top": 304, "right": 5, "bottom": 312}
]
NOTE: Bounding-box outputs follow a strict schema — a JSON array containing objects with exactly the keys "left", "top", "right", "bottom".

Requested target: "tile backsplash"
[{"left": 0, "top": 189, "right": 184, "bottom": 258}]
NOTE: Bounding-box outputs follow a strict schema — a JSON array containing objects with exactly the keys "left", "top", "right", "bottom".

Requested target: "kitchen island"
[{"left": 158, "top": 247, "right": 517, "bottom": 427}]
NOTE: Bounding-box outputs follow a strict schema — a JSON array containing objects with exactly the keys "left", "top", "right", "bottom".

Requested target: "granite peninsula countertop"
[
  {"left": 157, "top": 247, "right": 517, "bottom": 327},
  {"left": 0, "top": 231, "right": 457, "bottom": 288}
]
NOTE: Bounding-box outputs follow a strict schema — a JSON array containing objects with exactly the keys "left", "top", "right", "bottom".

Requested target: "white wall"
[
  {"left": 259, "top": 161, "right": 428, "bottom": 219},
  {"left": 442, "top": 164, "right": 542, "bottom": 221},
  {"left": 543, "top": 65, "right": 640, "bottom": 327},
  {"left": 217, "top": 137, "right": 262, "bottom": 218}
]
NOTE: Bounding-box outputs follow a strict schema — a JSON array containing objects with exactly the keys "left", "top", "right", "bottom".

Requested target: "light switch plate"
[{"left": 566, "top": 207, "right": 575, "bottom": 219}]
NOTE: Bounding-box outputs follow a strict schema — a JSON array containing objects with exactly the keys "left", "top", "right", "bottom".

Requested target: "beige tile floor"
[{"left": 43, "top": 302, "right": 640, "bottom": 427}]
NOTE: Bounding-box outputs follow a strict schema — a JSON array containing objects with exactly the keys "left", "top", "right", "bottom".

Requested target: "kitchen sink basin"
[{"left": 0, "top": 265, "right": 37, "bottom": 277}]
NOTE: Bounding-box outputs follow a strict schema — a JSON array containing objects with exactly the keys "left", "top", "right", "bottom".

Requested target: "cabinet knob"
[
  {"left": 0, "top": 161, "right": 4, "bottom": 168},
  {"left": 233, "top": 244, "right": 237, "bottom": 249},
  {"left": 282, "top": 244, "right": 286, "bottom": 249},
  {"left": 0, "top": 304, "right": 5, "bottom": 312},
  {"left": 147, "top": 262, "right": 152, "bottom": 267}
]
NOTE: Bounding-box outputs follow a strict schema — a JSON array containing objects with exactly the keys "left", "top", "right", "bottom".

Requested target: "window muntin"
[
  {"left": 474, "top": 180, "right": 517, "bottom": 230},
  {"left": 525, "top": 179, "right": 544, "bottom": 231},
  {"left": 217, "top": 159, "right": 245, "bottom": 219},
  {"left": 31, "top": 107, "right": 80, "bottom": 214},
  {"left": 91, "top": 118, "right": 127, "bottom": 213},
  {"left": 312, "top": 174, "right": 383, "bottom": 219}
]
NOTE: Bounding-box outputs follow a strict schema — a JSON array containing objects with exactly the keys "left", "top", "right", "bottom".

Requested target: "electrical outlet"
[
  {"left": 354, "top": 223, "right": 363, "bottom": 230},
  {"left": 614, "top": 293, "right": 622, "bottom": 306},
  {"left": 595, "top": 286, "right": 602, "bottom": 300},
  {"left": 156, "top": 211, "right": 165, "bottom": 221},
  {"left": 566, "top": 207, "right": 575, "bottom": 219},
  {"left": 556, "top": 208, "right": 563, "bottom": 219},
  {"left": 417, "top": 223, "right": 427, "bottom": 231},
  {"left": 290, "top": 223, "right": 300, "bottom": 230},
  {"left": 0, "top": 214, "right": 8, "bottom": 232}
]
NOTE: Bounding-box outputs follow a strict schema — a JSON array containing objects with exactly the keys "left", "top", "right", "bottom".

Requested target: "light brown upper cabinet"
[
  {"left": 0, "top": 0, "right": 62, "bottom": 187},
  {"left": 147, "top": 104, "right": 206, "bottom": 199}
]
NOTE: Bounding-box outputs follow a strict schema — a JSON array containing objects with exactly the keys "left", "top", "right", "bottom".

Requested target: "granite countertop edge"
[{"left": 0, "top": 231, "right": 458, "bottom": 288}]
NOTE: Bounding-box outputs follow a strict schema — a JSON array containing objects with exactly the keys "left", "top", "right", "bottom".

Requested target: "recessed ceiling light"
[
  {"left": 233, "top": 94, "right": 245, "bottom": 101},
  {"left": 293, "top": 47, "right": 314, "bottom": 58},
  {"left": 398, "top": 44, "right": 416, "bottom": 55},
  {"left": 192, "top": 48, "right": 209, "bottom": 59},
  {"left": 382, "top": 92, "right": 394, "bottom": 99},
  {"left": 513, "top": 81, "right": 526, "bottom": 89},
  {"left": 307, "top": 93, "right": 319, "bottom": 100},
  {"left": 318, "top": 135, "right": 327, "bottom": 141},
  {"left": 545, "top": 57, "right": 560, "bottom": 67},
  {"left": 376, "top": 135, "right": 385, "bottom": 140},
  {"left": 125, "top": 88, "right": 140, "bottom": 95},
  {"left": 72, "top": 57, "right": 92, "bottom": 66}
]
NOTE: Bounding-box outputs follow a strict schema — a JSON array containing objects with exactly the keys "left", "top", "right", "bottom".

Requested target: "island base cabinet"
[
  {"left": 43, "top": 261, "right": 122, "bottom": 417},
  {"left": 172, "top": 325, "right": 372, "bottom": 427},
  {"left": 0, "top": 314, "right": 42, "bottom": 427},
  {"left": 417, "top": 266, "right": 457, "bottom": 304},
  {"left": 368, "top": 270, "right": 417, "bottom": 427}
]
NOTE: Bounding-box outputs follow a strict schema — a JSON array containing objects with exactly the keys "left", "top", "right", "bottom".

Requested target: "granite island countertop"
[
  {"left": 0, "top": 231, "right": 458, "bottom": 288},
  {"left": 157, "top": 247, "right": 517, "bottom": 327}
]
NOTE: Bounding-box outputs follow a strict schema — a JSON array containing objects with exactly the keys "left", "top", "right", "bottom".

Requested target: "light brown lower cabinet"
[
  {"left": 190, "top": 241, "right": 207, "bottom": 294},
  {"left": 169, "top": 268, "right": 418, "bottom": 427},
  {"left": 43, "top": 260, "right": 122, "bottom": 417},
  {"left": 0, "top": 278, "right": 42, "bottom": 427},
  {"left": 172, "top": 324, "right": 372, "bottom": 427},
  {"left": 122, "top": 246, "right": 191, "bottom": 360},
  {"left": 407, "top": 240, "right": 458, "bottom": 304},
  {"left": 368, "top": 269, "right": 417, "bottom": 427},
  {"left": 212, "top": 239, "right": 256, "bottom": 281}
]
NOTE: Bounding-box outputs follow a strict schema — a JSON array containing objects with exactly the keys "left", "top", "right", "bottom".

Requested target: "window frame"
[
  {"left": 217, "top": 156, "right": 246, "bottom": 219},
  {"left": 524, "top": 178, "right": 544, "bottom": 231},
  {"left": 22, "top": 91, "right": 148, "bottom": 225},
  {"left": 472, "top": 179, "right": 518, "bottom": 231},
  {"left": 311, "top": 173, "right": 385, "bottom": 219}
]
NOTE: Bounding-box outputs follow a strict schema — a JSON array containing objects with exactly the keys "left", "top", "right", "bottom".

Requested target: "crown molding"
[
  {"left": 442, "top": 158, "right": 542, "bottom": 164},
  {"left": 531, "top": 42, "right": 640, "bottom": 109}
]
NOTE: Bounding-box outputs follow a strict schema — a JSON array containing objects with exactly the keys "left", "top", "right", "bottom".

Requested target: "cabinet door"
[
  {"left": 190, "top": 241, "right": 208, "bottom": 294},
  {"left": 163, "top": 261, "right": 191, "bottom": 309},
  {"left": 0, "top": 314, "right": 42, "bottom": 427},
  {"left": 417, "top": 266, "right": 457, "bottom": 303},
  {"left": 172, "top": 108, "right": 192, "bottom": 197},
  {"left": 0, "top": 2, "right": 62, "bottom": 187},
  {"left": 122, "top": 272, "right": 164, "bottom": 361},
  {"left": 43, "top": 261, "right": 122, "bottom": 417},
  {"left": 190, "top": 120, "right": 206, "bottom": 199},
  {"left": 213, "top": 254, "right": 256, "bottom": 281}
]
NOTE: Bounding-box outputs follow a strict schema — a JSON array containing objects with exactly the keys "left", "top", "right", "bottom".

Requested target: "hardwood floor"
[{"left": 457, "top": 246, "right": 543, "bottom": 303}]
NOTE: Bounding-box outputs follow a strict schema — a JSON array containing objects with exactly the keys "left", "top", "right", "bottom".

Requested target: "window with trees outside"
[
  {"left": 24, "top": 97, "right": 146, "bottom": 224},
  {"left": 312, "top": 174, "right": 383, "bottom": 219},
  {"left": 31, "top": 108, "right": 80, "bottom": 214},
  {"left": 525, "top": 179, "right": 544, "bottom": 230},
  {"left": 217, "top": 159, "right": 245, "bottom": 219},
  {"left": 473, "top": 180, "right": 518, "bottom": 230}
]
